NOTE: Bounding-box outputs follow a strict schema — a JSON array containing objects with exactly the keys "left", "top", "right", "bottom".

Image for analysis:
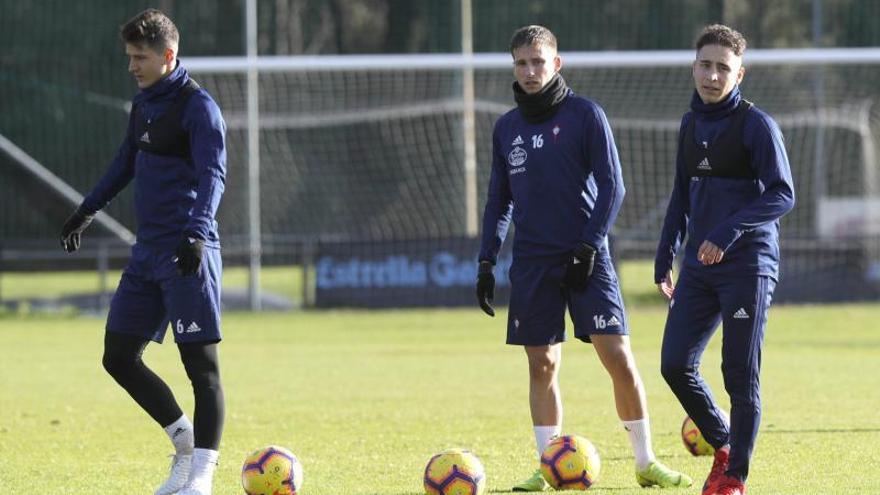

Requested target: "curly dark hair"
[
  {"left": 696, "top": 24, "right": 747, "bottom": 56},
  {"left": 120, "top": 9, "right": 179, "bottom": 53}
]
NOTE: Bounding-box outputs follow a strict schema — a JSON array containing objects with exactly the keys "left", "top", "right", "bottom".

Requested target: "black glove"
[
  {"left": 60, "top": 206, "right": 96, "bottom": 253},
  {"left": 175, "top": 235, "right": 205, "bottom": 276},
  {"left": 562, "top": 243, "right": 596, "bottom": 291},
  {"left": 475, "top": 260, "right": 496, "bottom": 317}
]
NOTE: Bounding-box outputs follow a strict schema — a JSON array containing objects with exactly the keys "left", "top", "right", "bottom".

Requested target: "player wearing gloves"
[
  {"left": 476, "top": 25, "right": 692, "bottom": 492},
  {"left": 60, "top": 9, "right": 226, "bottom": 495}
]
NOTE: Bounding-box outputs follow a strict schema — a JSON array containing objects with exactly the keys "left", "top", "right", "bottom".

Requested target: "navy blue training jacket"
[
  {"left": 654, "top": 86, "right": 795, "bottom": 283},
  {"left": 479, "top": 92, "right": 625, "bottom": 264},
  {"left": 82, "top": 62, "right": 226, "bottom": 249}
]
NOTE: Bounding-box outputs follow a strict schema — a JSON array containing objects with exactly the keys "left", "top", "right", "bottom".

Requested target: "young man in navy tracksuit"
[
  {"left": 60, "top": 9, "right": 226, "bottom": 495},
  {"left": 476, "top": 25, "right": 692, "bottom": 491},
  {"left": 655, "top": 25, "right": 795, "bottom": 495}
]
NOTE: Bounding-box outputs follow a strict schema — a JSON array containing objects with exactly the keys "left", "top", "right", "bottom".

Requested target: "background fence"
[{"left": 3, "top": 0, "right": 880, "bottom": 308}]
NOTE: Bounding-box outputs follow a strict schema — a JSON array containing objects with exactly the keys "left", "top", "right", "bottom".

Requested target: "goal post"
[{"left": 185, "top": 47, "right": 880, "bottom": 303}]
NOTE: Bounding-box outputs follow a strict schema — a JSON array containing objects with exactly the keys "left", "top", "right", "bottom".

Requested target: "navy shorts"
[
  {"left": 106, "top": 243, "right": 222, "bottom": 344},
  {"left": 506, "top": 254, "right": 627, "bottom": 346}
]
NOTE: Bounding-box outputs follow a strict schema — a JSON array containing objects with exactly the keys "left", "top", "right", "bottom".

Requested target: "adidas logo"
[
  {"left": 512, "top": 135, "right": 524, "bottom": 146},
  {"left": 186, "top": 321, "right": 202, "bottom": 333},
  {"left": 140, "top": 131, "right": 151, "bottom": 143},
  {"left": 607, "top": 315, "right": 621, "bottom": 327},
  {"left": 697, "top": 157, "right": 711, "bottom": 170},
  {"left": 733, "top": 308, "right": 750, "bottom": 319},
  {"left": 172, "top": 427, "right": 186, "bottom": 438}
]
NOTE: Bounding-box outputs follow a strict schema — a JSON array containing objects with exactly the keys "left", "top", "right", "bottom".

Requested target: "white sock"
[
  {"left": 163, "top": 415, "right": 194, "bottom": 455},
  {"left": 189, "top": 448, "right": 219, "bottom": 480},
  {"left": 623, "top": 418, "right": 656, "bottom": 471},
  {"left": 534, "top": 425, "right": 561, "bottom": 459}
]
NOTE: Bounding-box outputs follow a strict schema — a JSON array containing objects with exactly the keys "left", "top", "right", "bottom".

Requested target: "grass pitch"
[{"left": 1, "top": 302, "right": 879, "bottom": 494}]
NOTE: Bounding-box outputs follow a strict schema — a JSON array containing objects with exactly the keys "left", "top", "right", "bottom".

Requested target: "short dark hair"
[
  {"left": 120, "top": 9, "right": 179, "bottom": 53},
  {"left": 509, "top": 25, "right": 557, "bottom": 55},
  {"left": 696, "top": 24, "right": 747, "bottom": 56}
]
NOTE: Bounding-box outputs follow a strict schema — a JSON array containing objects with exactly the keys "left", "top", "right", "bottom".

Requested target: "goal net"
[{"left": 187, "top": 49, "right": 880, "bottom": 302}]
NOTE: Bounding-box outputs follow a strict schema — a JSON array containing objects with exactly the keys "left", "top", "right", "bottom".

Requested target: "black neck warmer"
[{"left": 513, "top": 73, "right": 570, "bottom": 124}]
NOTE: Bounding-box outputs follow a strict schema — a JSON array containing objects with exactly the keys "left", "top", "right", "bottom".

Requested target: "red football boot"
[
  {"left": 714, "top": 474, "right": 746, "bottom": 495},
  {"left": 701, "top": 447, "right": 730, "bottom": 495}
]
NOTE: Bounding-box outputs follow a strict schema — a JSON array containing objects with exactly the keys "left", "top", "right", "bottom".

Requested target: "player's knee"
[
  {"left": 102, "top": 333, "right": 149, "bottom": 379},
  {"left": 102, "top": 348, "right": 136, "bottom": 378},
  {"left": 526, "top": 353, "right": 558, "bottom": 380},
  {"left": 722, "top": 367, "right": 759, "bottom": 403},
  {"left": 101, "top": 352, "right": 118, "bottom": 376},
  {"left": 721, "top": 360, "right": 755, "bottom": 381},
  {"left": 607, "top": 359, "right": 639, "bottom": 386},
  {"left": 182, "top": 354, "right": 222, "bottom": 392},
  {"left": 189, "top": 367, "right": 222, "bottom": 392},
  {"left": 660, "top": 363, "right": 694, "bottom": 388},
  {"left": 179, "top": 342, "right": 222, "bottom": 389}
]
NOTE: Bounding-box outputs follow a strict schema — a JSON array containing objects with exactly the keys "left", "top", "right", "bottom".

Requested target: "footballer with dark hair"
[
  {"left": 60, "top": 9, "right": 227, "bottom": 495},
  {"left": 655, "top": 24, "right": 795, "bottom": 495}
]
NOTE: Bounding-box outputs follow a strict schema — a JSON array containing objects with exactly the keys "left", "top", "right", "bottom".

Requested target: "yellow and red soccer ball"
[
  {"left": 540, "top": 435, "right": 601, "bottom": 490},
  {"left": 241, "top": 445, "right": 304, "bottom": 495},
  {"left": 681, "top": 410, "right": 730, "bottom": 456},
  {"left": 423, "top": 448, "right": 486, "bottom": 495}
]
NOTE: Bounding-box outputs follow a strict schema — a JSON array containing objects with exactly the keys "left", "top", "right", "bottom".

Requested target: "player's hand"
[
  {"left": 175, "top": 236, "right": 205, "bottom": 276},
  {"left": 476, "top": 261, "right": 495, "bottom": 317},
  {"left": 562, "top": 243, "right": 596, "bottom": 291},
  {"left": 657, "top": 269, "right": 675, "bottom": 299},
  {"left": 60, "top": 206, "right": 95, "bottom": 253},
  {"left": 698, "top": 240, "right": 725, "bottom": 265}
]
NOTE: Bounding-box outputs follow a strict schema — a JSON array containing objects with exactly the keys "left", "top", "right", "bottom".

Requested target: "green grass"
[
  {"left": 0, "top": 260, "right": 653, "bottom": 313},
  {"left": 0, "top": 265, "right": 306, "bottom": 309},
  {"left": 1, "top": 303, "right": 879, "bottom": 494}
]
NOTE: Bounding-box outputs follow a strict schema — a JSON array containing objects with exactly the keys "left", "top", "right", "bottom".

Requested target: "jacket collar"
[
  {"left": 134, "top": 60, "right": 189, "bottom": 105},
  {"left": 690, "top": 85, "right": 741, "bottom": 121}
]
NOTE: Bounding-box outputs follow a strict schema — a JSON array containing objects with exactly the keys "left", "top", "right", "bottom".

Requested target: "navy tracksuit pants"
[{"left": 660, "top": 267, "right": 775, "bottom": 481}]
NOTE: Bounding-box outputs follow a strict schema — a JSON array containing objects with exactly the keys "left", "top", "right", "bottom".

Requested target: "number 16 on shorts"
[{"left": 593, "top": 314, "right": 621, "bottom": 330}]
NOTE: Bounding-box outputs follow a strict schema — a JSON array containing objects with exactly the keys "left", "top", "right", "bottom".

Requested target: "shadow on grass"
[
  {"left": 489, "top": 487, "right": 637, "bottom": 493},
  {"left": 763, "top": 427, "right": 880, "bottom": 434}
]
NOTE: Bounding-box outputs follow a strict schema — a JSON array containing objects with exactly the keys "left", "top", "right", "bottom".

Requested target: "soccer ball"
[
  {"left": 241, "top": 445, "right": 304, "bottom": 495},
  {"left": 681, "top": 416, "right": 713, "bottom": 456},
  {"left": 423, "top": 448, "right": 486, "bottom": 495},
  {"left": 540, "top": 435, "right": 601, "bottom": 490},
  {"left": 681, "top": 410, "right": 730, "bottom": 456}
]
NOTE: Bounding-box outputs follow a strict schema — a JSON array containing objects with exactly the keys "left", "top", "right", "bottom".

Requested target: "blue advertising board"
[{"left": 314, "top": 237, "right": 513, "bottom": 308}]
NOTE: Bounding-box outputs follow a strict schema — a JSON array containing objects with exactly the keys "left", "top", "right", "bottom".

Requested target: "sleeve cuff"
[
  {"left": 653, "top": 263, "right": 670, "bottom": 284},
  {"left": 581, "top": 235, "right": 605, "bottom": 251},
  {"left": 706, "top": 227, "right": 741, "bottom": 251},
  {"left": 183, "top": 225, "right": 208, "bottom": 241}
]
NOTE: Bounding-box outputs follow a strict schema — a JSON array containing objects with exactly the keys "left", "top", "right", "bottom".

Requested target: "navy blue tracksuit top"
[
  {"left": 81, "top": 62, "right": 227, "bottom": 249},
  {"left": 479, "top": 91, "right": 625, "bottom": 264},
  {"left": 654, "top": 86, "right": 795, "bottom": 283}
]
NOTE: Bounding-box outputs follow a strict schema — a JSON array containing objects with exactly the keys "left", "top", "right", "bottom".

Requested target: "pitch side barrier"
[
  {"left": 313, "top": 236, "right": 513, "bottom": 308},
  {"left": 308, "top": 235, "right": 880, "bottom": 308}
]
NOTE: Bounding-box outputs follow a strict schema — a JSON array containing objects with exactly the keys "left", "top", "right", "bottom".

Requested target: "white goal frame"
[
  {"left": 185, "top": 47, "right": 880, "bottom": 306},
  {"left": 186, "top": 47, "right": 880, "bottom": 73},
  {"left": 187, "top": 47, "right": 880, "bottom": 224}
]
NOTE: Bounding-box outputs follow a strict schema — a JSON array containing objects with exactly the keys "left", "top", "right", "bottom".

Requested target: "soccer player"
[
  {"left": 476, "top": 25, "right": 692, "bottom": 491},
  {"left": 59, "top": 9, "right": 227, "bottom": 495},
  {"left": 655, "top": 25, "right": 795, "bottom": 495}
]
